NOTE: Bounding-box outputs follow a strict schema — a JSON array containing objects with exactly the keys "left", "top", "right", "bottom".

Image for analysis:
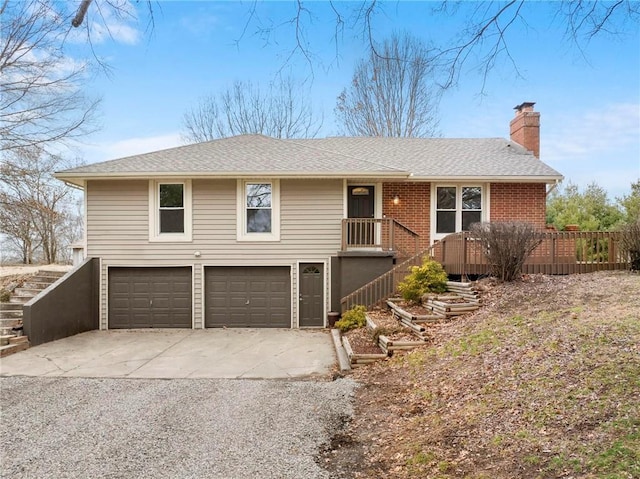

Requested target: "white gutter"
[
  {"left": 63, "top": 181, "right": 85, "bottom": 191},
  {"left": 54, "top": 169, "right": 413, "bottom": 186}
]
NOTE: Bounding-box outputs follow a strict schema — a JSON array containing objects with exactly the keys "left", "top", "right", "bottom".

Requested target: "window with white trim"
[
  {"left": 237, "top": 180, "right": 280, "bottom": 241},
  {"left": 435, "top": 185, "right": 483, "bottom": 235},
  {"left": 246, "top": 183, "right": 272, "bottom": 233},
  {"left": 159, "top": 183, "right": 185, "bottom": 233},
  {"left": 149, "top": 180, "right": 192, "bottom": 242}
]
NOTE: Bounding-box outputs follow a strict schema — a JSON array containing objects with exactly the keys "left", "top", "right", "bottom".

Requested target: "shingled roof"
[
  {"left": 56, "top": 134, "right": 562, "bottom": 185},
  {"left": 293, "top": 137, "right": 562, "bottom": 179}
]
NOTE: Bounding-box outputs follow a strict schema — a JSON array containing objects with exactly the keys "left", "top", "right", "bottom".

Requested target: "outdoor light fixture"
[{"left": 393, "top": 195, "right": 400, "bottom": 205}]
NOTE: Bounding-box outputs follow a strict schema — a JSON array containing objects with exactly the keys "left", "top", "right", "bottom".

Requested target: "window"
[
  {"left": 435, "top": 185, "right": 484, "bottom": 236},
  {"left": 149, "top": 180, "right": 192, "bottom": 242},
  {"left": 246, "top": 183, "right": 272, "bottom": 233},
  {"left": 159, "top": 184, "right": 184, "bottom": 233},
  {"left": 461, "top": 186, "right": 482, "bottom": 230},
  {"left": 436, "top": 186, "right": 456, "bottom": 234},
  {"left": 237, "top": 180, "right": 280, "bottom": 241}
]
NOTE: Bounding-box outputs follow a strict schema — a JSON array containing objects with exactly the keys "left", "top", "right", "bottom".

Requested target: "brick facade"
[
  {"left": 381, "top": 182, "right": 547, "bottom": 252},
  {"left": 382, "top": 182, "right": 431, "bottom": 251},
  {"left": 489, "top": 183, "right": 547, "bottom": 228}
]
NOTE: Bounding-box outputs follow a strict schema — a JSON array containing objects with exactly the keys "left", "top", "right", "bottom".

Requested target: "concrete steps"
[{"left": 0, "top": 269, "right": 68, "bottom": 356}]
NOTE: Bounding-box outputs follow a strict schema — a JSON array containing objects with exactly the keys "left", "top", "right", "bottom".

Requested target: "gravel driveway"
[{"left": 1, "top": 376, "right": 357, "bottom": 479}]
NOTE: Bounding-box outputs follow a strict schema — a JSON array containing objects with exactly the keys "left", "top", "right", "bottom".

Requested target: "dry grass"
[{"left": 326, "top": 271, "right": 640, "bottom": 479}]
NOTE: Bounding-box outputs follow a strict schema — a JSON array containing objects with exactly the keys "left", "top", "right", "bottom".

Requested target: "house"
[{"left": 55, "top": 102, "right": 562, "bottom": 330}]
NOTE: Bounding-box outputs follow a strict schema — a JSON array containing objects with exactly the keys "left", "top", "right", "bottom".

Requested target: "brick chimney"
[{"left": 510, "top": 102, "right": 540, "bottom": 158}]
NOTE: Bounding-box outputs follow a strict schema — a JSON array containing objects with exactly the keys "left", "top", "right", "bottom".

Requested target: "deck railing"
[
  {"left": 341, "top": 218, "right": 420, "bottom": 258},
  {"left": 340, "top": 230, "right": 630, "bottom": 312},
  {"left": 433, "top": 230, "right": 630, "bottom": 276}
]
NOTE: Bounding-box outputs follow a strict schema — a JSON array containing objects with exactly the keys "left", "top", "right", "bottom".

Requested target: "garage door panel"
[
  {"left": 153, "top": 283, "right": 171, "bottom": 294},
  {"left": 270, "top": 280, "right": 287, "bottom": 290},
  {"left": 209, "top": 281, "right": 228, "bottom": 292},
  {"left": 172, "top": 283, "right": 191, "bottom": 294},
  {"left": 133, "top": 282, "right": 150, "bottom": 293},
  {"left": 109, "top": 267, "right": 192, "bottom": 329},
  {"left": 250, "top": 298, "right": 267, "bottom": 308},
  {"left": 250, "top": 282, "right": 267, "bottom": 292},
  {"left": 230, "top": 297, "right": 247, "bottom": 307},
  {"left": 153, "top": 298, "right": 170, "bottom": 309},
  {"left": 173, "top": 298, "right": 191, "bottom": 308},
  {"left": 205, "top": 266, "right": 291, "bottom": 328},
  {"left": 130, "top": 298, "right": 150, "bottom": 309},
  {"left": 111, "top": 284, "right": 130, "bottom": 294},
  {"left": 229, "top": 281, "right": 248, "bottom": 293}
]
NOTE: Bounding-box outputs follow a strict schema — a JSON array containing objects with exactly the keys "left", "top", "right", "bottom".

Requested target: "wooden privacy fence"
[{"left": 433, "top": 230, "right": 629, "bottom": 276}]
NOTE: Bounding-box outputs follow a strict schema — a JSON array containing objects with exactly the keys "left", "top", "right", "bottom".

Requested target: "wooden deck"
[
  {"left": 340, "top": 230, "right": 630, "bottom": 312},
  {"left": 433, "top": 230, "right": 629, "bottom": 276}
]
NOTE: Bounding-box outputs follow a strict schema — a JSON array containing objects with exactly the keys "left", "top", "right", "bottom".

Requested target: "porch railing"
[
  {"left": 433, "top": 230, "right": 630, "bottom": 277},
  {"left": 341, "top": 218, "right": 420, "bottom": 258}
]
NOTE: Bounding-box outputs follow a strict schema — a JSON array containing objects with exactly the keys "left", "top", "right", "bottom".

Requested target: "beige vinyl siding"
[{"left": 87, "top": 178, "right": 343, "bottom": 328}]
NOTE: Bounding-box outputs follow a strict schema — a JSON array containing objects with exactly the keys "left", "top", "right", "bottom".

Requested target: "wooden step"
[
  {"left": 0, "top": 309, "right": 23, "bottom": 319},
  {"left": 22, "top": 281, "right": 55, "bottom": 290},
  {"left": 29, "top": 275, "right": 62, "bottom": 284},
  {"left": 9, "top": 295, "right": 33, "bottom": 304},
  {"left": 37, "top": 269, "right": 67, "bottom": 276},
  {"left": 13, "top": 287, "right": 42, "bottom": 297},
  {"left": 0, "top": 341, "right": 29, "bottom": 357},
  {"left": 0, "top": 318, "right": 22, "bottom": 329},
  {"left": 0, "top": 302, "right": 22, "bottom": 311}
]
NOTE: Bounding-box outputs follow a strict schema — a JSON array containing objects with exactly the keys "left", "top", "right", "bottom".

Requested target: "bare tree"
[
  {"left": 182, "top": 77, "right": 321, "bottom": 142},
  {"left": 336, "top": 33, "right": 440, "bottom": 138},
  {"left": 0, "top": 0, "right": 99, "bottom": 154},
  {"left": 69, "top": 2, "right": 638, "bottom": 89},
  {"left": 0, "top": 197, "right": 40, "bottom": 264},
  {"left": 0, "top": 147, "right": 81, "bottom": 264}
]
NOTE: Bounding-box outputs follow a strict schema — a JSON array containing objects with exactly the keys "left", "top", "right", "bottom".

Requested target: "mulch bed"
[
  {"left": 344, "top": 308, "right": 425, "bottom": 355},
  {"left": 366, "top": 310, "right": 417, "bottom": 341},
  {"left": 343, "top": 327, "right": 384, "bottom": 355}
]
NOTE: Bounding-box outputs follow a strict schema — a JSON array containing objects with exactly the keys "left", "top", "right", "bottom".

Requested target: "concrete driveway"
[{"left": 0, "top": 329, "right": 336, "bottom": 379}]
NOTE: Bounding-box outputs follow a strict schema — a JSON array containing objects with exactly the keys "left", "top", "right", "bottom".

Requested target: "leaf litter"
[{"left": 322, "top": 271, "right": 640, "bottom": 478}]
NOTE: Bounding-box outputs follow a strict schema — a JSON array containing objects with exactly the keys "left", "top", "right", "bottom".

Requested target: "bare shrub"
[
  {"left": 470, "top": 222, "right": 543, "bottom": 282},
  {"left": 620, "top": 217, "right": 640, "bottom": 271}
]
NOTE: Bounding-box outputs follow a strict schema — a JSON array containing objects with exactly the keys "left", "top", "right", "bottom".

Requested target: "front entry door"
[
  {"left": 299, "top": 263, "right": 324, "bottom": 327},
  {"left": 347, "top": 185, "right": 375, "bottom": 246}
]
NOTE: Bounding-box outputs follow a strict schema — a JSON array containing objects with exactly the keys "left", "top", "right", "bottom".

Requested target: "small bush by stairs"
[{"left": 0, "top": 270, "right": 67, "bottom": 357}]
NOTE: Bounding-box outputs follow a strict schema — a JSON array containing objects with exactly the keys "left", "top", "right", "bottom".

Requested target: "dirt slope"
[{"left": 323, "top": 271, "right": 640, "bottom": 479}]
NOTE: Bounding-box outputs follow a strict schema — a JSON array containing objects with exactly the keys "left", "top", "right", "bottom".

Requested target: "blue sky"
[{"left": 70, "top": 1, "right": 639, "bottom": 199}]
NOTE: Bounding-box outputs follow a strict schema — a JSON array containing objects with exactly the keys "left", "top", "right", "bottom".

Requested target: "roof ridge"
[
  {"left": 286, "top": 137, "right": 409, "bottom": 173},
  {"left": 255, "top": 135, "right": 409, "bottom": 173}
]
